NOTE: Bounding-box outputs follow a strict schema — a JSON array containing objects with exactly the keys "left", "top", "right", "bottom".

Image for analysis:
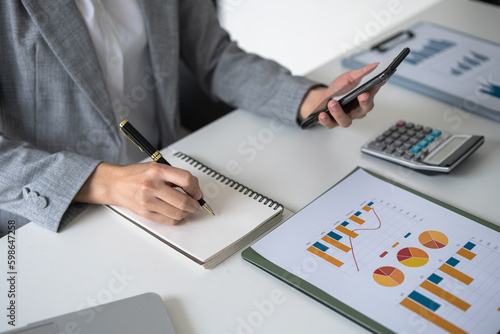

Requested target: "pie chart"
[
  {"left": 419, "top": 230, "right": 448, "bottom": 249},
  {"left": 373, "top": 266, "right": 405, "bottom": 287},
  {"left": 397, "top": 247, "right": 429, "bottom": 267}
]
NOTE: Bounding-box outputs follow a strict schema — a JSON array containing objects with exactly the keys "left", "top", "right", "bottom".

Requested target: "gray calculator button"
[
  {"left": 403, "top": 152, "right": 415, "bottom": 160},
  {"left": 368, "top": 141, "right": 386, "bottom": 151},
  {"left": 385, "top": 147, "right": 396, "bottom": 154}
]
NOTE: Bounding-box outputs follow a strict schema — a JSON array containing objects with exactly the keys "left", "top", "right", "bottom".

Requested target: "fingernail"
[
  {"left": 194, "top": 191, "right": 202, "bottom": 200},
  {"left": 330, "top": 101, "right": 339, "bottom": 111}
]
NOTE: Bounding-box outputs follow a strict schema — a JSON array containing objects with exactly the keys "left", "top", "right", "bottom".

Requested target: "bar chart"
[
  {"left": 399, "top": 239, "right": 500, "bottom": 334},
  {"left": 404, "top": 39, "right": 456, "bottom": 65}
]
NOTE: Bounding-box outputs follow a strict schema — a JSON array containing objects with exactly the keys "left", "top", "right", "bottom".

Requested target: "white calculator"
[{"left": 361, "top": 120, "right": 484, "bottom": 173}]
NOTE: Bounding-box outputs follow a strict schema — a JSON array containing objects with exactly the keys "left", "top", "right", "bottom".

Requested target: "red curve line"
[{"left": 349, "top": 207, "right": 383, "bottom": 271}]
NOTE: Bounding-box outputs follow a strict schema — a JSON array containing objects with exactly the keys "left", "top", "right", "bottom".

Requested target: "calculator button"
[
  {"left": 418, "top": 140, "right": 428, "bottom": 148},
  {"left": 425, "top": 135, "right": 435, "bottom": 142},
  {"left": 415, "top": 132, "right": 426, "bottom": 140},
  {"left": 402, "top": 143, "right": 412, "bottom": 150},
  {"left": 384, "top": 137, "right": 394, "bottom": 145},
  {"left": 431, "top": 129, "right": 442, "bottom": 137},
  {"left": 392, "top": 140, "right": 403, "bottom": 148},
  {"left": 411, "top": 146, "right": 422, "bottom": 153},
  {"left": 368, "top": 141, "right": 386, "bottom": 151},
  {"left": 406, "top": 130, "right": 416, "bottom": 137},
  {"left": 389, "top": 125, "right": 398, "bottom": 131},
  {"left": 423, "top": 127, "right": 433, "bottom": 134},
  {"left": 399, "top": 134, "right": 409, "bottom": 142},
  {"left": 375, "top": 135, "right": 385, "bottom": 142},
  {"left": 383, "top": 130, "right": 392, "bottom": 136},
  {"left": 398, "top": 127, "right": 407, "bottom": 134},
  {"left": 390, "top": 132, "right": 401, "bottom": 139},
  {"left": 385, "top": 147, "right": 396, "bottom": 154},
  {"left": 405, "top": 122, "right": 414, "bottom": 129},
  {"left": 403, "top": 152, "right": 415, "bottom": 160},
  {"left": 408, "top": 138, "right": 419, "bottom": 145},
  {"left": 414, "top": 124, "right": 423, "bottom": 131},
  {"left": 394, "top": 148, "right": 406, "bottom": 157},
  {"left": 396, "top": 120, "right": 406, "bottom": 127}
]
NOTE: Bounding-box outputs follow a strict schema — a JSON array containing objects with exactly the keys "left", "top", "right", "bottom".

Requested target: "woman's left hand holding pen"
[{"left": 74, "top": 161, "right": 204, "bottom": 225}]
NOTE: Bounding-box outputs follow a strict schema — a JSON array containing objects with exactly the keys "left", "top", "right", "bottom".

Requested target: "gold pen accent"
[{"left": 151, "top": 151, "right": 162, "bottom": 162}]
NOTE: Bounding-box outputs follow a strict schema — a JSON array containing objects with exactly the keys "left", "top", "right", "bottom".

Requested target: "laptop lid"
[{"left": 1, "top": 293, "right": 175, "bottom": 334}]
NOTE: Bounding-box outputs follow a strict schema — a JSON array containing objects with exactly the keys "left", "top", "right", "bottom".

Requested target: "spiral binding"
[{"left": 173, "top": 152, "right": 283, "bottom": 210}]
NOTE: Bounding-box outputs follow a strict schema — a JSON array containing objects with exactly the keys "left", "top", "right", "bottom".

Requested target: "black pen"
[{"left": 119, "top": 119, "right": 215, "bottom": 216}]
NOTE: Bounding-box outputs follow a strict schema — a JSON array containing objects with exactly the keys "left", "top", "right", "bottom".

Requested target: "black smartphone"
[{"left": 299, "top": 47, "right": 410, "bottom": 129}]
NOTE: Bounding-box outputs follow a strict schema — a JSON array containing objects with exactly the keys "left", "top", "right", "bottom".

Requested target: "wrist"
[
  {"left": 74, "top": 162, "right": 122, "bottom": 206},
  {"left": 298, "top": 86, "right": 328, "bottom": 121}
]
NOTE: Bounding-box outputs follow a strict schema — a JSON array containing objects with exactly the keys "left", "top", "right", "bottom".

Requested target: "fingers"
[{"left": 119, "top": 162, "right": 204, "bottom": 225}]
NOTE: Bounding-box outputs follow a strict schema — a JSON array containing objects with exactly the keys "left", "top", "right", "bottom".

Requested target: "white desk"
[{"left": 1, "top": 1, "right": 499, "bottom": 333}]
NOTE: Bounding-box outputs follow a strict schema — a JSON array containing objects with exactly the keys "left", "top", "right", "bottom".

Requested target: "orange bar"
[
  {"left": 420, "top": 280, "right": 471, "bottom": 311},
  {"left": 335, "top": 225, "right": 359, "bottom": 238},
  {"left": 362, "top": 205, "right": 372, "bottom": 212},
  {"left": 400, "top": 298, "right": 467, "bottom": 334},
  {"left": 321, "top": 235, "right": 351, "bottom": 252},
  {"left": 457, "top": 248, "right": 476, "bottom": 260},
  {"left": 307, "top": 246, "right": 344, "bottom": 267},
  {"left": 392, "top": 242, "right": 400, "bottom": 248},
  {"left": 439, "top": 264, "right": 473, "bottom": 285},
  {"left": 349, "top": 215, "right": 365, "bottom": 225}
]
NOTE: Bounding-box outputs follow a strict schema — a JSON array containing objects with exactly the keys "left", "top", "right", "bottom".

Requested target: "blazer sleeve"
[
  {"left": 178, "top": 0, "right": 321, "bottom": 126},
  {"left": 0, "top": 134, "right": 100, "bottom": 232}
]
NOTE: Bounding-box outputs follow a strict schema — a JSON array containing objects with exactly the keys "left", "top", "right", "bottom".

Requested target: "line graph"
[{"left": 348, "top": 206, "right": 382, "bottom": 271}]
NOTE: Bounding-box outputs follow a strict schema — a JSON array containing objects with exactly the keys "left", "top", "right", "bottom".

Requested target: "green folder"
[{"left": 242, "top": 167, "right": 499, "bottom": 334}]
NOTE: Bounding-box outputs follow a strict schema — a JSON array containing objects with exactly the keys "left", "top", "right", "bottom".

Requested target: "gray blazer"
[{"left": 0, "top": 0, "right": 318, "bottom": 233}]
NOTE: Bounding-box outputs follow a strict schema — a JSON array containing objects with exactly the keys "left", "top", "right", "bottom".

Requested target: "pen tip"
[{"left": 202, "top": 203, "right": 215, "bottom": 216}]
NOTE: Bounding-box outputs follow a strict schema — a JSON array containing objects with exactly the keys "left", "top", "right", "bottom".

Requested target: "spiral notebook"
[{"left": 108, "top": 147, "right": 284, "bottom": 269}]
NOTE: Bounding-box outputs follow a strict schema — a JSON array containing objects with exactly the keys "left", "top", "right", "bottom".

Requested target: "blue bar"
[
  {"left": 423, "top": 45, "right": 443, "bottom": 54},
  {"left": 463, "top": 242, "right": 476, "bottom": 250},
  {"left": 427, "top": 274, "right": 443, "bottom": 285},
  {"left": 408, "top": 291, "right": 441, "bottom": 312},
  {"left": 354, "top": 211, "right": 361, "bottom": 216},
  {"left": 412, "top": 51, "right": 431, "bottom": 59},
  {"left": 428, "top": 39, "right": 450, "bottom": 49},
  {"left": 457, "top": 62, "right": 471, "bottom": 71},
  {"left": 327, "top": 231, "right": 342, "bottom": 241},
  {"left": 404, "top": 58, "right": 420, "bottom": 65},
  {"left": 404, "top": 232, "right": 412, "bottom": 238},
  {"left": 471, "top": 51, "right": 488, "bottom": 61},
  {"left": 463, "top": 56, "right": 480, "bottom": 66},
  {"left": 367, "top": 202, "right": 374, "bottom": 206},
  {"left": 313, "top": 242, "right": 328, "bottom": 252},
  {"left": 446, "top": 257, "right": 460, "bottom": 267},
  {"left": 341, "top": 221, "right": 349, "bottom": 227}
]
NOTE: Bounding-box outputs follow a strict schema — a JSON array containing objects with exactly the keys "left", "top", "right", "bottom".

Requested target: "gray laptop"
[{"left": 1, "top": 293, "right": 175, "bottom": 334}]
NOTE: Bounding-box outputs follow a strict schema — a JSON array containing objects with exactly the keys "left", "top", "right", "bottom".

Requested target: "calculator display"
[{"left": 424, "top": 136, "right": 468, "bottom": 165}]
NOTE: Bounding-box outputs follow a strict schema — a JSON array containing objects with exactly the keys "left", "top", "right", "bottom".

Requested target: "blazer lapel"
[{"left": 21, "top": 0, "right": 120, "bottom": 139}]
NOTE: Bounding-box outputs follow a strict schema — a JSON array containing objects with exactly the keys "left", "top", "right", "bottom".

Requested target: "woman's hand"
[
  {"left": 75, "top": 162, "right": 203, "bottom": 225},
  {"left": 299, "top": 63, "right": 383, "bottom": 129}
]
